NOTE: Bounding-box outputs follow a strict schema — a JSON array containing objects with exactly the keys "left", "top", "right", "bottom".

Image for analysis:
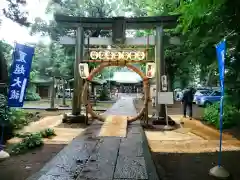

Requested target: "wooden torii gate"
[{"left": 54, "top": 14, "right": 179, "bottom": 123}]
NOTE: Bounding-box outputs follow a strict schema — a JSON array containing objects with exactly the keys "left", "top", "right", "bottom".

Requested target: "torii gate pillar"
[
  {"left": 72, "top": 27, "right": 84, "bottom": 115},
  {"left": 155, "top": 26, "right": 167, "bottom": 119}
]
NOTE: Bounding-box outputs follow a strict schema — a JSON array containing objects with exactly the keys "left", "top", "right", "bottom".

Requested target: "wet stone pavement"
[
  {"left": 102, "top": 96, "right": 138, "bottom": 117},
  {"left": 27, "top": 97, "right": 159, "bottom": 180}
]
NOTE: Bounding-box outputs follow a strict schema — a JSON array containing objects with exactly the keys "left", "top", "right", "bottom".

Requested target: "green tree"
[
  {"left": 30, "top": 0, "right": 128, "bottom": 86},
  {"left": 2, "top": 0, "right": 30, "bottom": 26}
]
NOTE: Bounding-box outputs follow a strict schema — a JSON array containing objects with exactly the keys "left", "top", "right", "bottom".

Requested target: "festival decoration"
[{"left": 89, "top": 51, "right": 146, "bottom": 61}]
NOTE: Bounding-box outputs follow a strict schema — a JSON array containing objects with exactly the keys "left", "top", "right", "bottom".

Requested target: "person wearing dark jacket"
[{"left": 181, "top": 87, "right": 194, "bottom": 119}]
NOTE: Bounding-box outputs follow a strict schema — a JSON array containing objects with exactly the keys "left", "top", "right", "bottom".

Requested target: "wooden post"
[
  {"left": 72, "top": 27, "right": 84, "bottom": 115},
  {"left": 155, "top": 26, "right": 166, "bottom": 120}
]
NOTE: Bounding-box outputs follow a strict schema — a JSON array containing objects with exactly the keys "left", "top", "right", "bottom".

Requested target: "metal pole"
[
  {"left": 72, "top": 26, "right": 84, "bottom": 115},
  {"left": 155, "top": 26, "right": 166, "bottom": 120},
  {"left": 165, "top": 105, "right": 169, "bottom": 126}
]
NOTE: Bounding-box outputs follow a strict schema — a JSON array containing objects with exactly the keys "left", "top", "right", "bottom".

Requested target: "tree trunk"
[
  {"left": 205, "top": 70, "right": 213, "bottom": 87},
  {"left": 62, "top": 78, "right": 66, "bottom": 106},
  {"left": 181, "top": 79, "right": 188, "bottom": 89},
  {"left": 50, "top": 76, "right": 55, "bottom": 108}
]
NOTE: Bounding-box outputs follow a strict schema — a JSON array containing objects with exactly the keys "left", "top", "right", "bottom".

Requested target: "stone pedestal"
[
  {"left": 62, "top": 113, "right": 87, "bottom": 124},
  {"left": 209, "top": 166, "right": 230, "bottom": 179},
  {"left": 163, "top": 125, "right": 175, "bottom": 130},
  {"left": 151, "top": 115, "right": 176, "bottom": 127}
]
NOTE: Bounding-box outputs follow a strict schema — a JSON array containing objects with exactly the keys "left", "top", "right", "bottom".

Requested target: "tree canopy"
[{"left": 2, "top": 0, "right": 30, "bottom": 26}]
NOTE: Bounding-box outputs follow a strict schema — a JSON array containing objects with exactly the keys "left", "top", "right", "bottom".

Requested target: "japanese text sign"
[
  {"left": 216, "top": 40, "right": 226, "bottom": 95},
  {"left": 8, "top": 43, "right": 35, "bottom": 107}
]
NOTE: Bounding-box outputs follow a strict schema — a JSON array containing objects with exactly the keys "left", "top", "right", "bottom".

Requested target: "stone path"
[
  {"left": 103, "top": 96, "right": 138, "bottom": 116},
  {"left": 98, "top": 115, "right": 127, "bottom": 137},
  {"left": 17, "top": 115, "right": 63, "bottom": 133},
  {"left": 27, "top": 97, "right": 159, "bottom": 180},
  {"left": 97, "top": 97, "right": 138, "bottom": 137},
  {"left": 44, "top": 128, "right": 85, "bottom": 145}
]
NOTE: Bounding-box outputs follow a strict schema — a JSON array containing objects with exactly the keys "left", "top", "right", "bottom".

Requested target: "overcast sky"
[
  {"left": 0, "top": 0, "right": 50, "bottom": 45},
  {"left": 0, "top": 0, "right": 136, "bottom": 45}
]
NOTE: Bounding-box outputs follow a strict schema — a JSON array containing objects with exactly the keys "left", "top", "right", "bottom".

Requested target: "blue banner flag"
[
  {"left": 216, "top": 40, "right": 226, "bottom": 94},
  {"left": 8, "top": 43, "right": 35, "bottom": 107},
  {"left": 215, "top": 39, "right": 226, "bottom": 167}
]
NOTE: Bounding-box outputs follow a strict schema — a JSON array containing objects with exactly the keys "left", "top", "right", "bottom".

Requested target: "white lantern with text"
[
  {"left": 146, "top": 63, "right": 155, "bottom": 78},
  {"left": 89, "top": 50, "right": 146, "bottom": 61},
  {"left": 79, "top": 63, "right": 89, "bottom": 79}
]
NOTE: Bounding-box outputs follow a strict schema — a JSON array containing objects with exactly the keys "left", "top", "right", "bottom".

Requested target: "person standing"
[{"left": 181, "top": 87, "right": 194, "bottom": 119}]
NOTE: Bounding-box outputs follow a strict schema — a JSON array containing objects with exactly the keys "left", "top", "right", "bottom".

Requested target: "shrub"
[
  {"left": 15, "top": 128, "right": 56, "bottom": 139},
  {"left": 98, "top": 86, "right": 110, "bottom": 101},
  {"left": 25, "top": 84, "right": 41, "bottom": 101},
  {"left": 25, "top": 91, "right": 41, "bottom": 101},
  {"left": 12, "top": 128, "right": 56, "bottom": 154},
  {"left": 203, "top": 102, "right": 240, "bottom": 129},
  {"left": 0, "top": 94, "right": 9, "bottom": 123},
  {"left": 40, "top": 128, "right": 56, "bottom": 138},
  {"left": 0, "top": 94, "right": 36, "bottom": 144},
  {"left": 8, "top": 108, "right": 29, "bottom": 130},
  {"left": 11, "top": 132, "right": 43, "bottom": 154},
  {"left": 0, "top": 94, "right": 15, "bottom": 143}
]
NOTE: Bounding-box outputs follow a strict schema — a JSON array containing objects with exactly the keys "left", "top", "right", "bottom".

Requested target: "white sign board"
[
  {"left": 79, "top": 63, "right": 89, "bottom": 79},
  {"left": 158, "top": 92, "right": 174, "bottom": 105},
  {"left": 161, "top": 75, "right": 168, "bottom": 91},
  {"left": 146, "top": 63, "right": 156, "bottom": 78}
]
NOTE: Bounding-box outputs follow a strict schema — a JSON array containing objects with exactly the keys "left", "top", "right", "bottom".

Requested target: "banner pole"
[
  {"left": 209, "top": 39, "right": 229, "bottom": 179},
  {"left": 218, "top": 94, "right": 224, "bottom": 167}
]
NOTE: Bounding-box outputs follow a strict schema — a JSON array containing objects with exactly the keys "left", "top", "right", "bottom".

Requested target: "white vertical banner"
[
  {"left": 146, "top": 63, "right": 156, "bottom": 78},
  {"left": 150, "top": 85, "right": 157, "bottom": 107},
  {"left": 79, "top": 63, "right": 89, "bottom": 79},
  {"left": 150, "top": 85, "right": 156, "bottom": 97},
  {"left": 161, "top": 75, "right": 168, "bottom": 91}
]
